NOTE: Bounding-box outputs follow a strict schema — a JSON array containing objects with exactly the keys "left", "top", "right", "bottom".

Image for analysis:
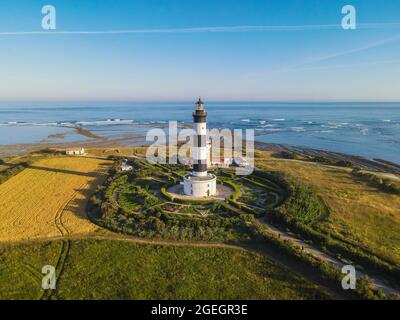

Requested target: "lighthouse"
[
  {"left": 192, "top": 98, "right": 208, "bottom": 177},
  {"left": 183, "top": 99, "right": 217, "bottom": 197}
]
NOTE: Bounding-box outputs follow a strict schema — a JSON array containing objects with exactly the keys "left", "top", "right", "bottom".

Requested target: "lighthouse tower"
[
  {"left": 192, "top": 98, "right": 208, "bottom": 177},
  {"left": 183, "top": 99, "right": 217, "bottom": 197}
]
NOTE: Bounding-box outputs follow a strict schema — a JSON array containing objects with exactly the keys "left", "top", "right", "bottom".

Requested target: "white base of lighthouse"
[{"left": 183, "top": 174, "right": 217, "bottom": 198}]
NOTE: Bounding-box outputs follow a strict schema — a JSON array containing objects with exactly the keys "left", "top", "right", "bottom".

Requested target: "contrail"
[
  {"left": 1, "top": 22, "right": 400, "bottom": 36},
  {"left": 298, "top": 35, "right": 400, "bottom": 66},
  {"left": 0, "top": 25, "right": 341, "bottom": 36},
  {"left": 286, "top": 58, "right": 400, "bottom": 73},
  {"left": 244, "top": 35, "right": 400, "bottom": 78}
]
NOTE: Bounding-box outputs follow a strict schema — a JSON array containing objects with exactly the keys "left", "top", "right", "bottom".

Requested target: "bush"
[
  {"left": 267, "top": 179, "right": 400, "bottom": 286},
  {"left": 277, "top": 150, "right": 297, "bottom": 159},
  {"left": 277, "top": 183, "right": 328, "bottom": 225},
  {"left": 221, "top": 180, "right": 240, "bottom": 201},
  {"left": 87, "top": 159, "right": 248, "bottom": 242},
  {"left": 352, "top": 169, "right": 400, "bottom": 194},
  {"left": 0, "top": 163, "right": 28, "bottom": 185},
  {"left": 249, "top": 220, "right": 387, "bottom": 300},
  {"left": 160, "top": 186, "right": 174, "bottom": 201},
  {"left": 253, "top": 170, "right": 290, "bottom": 196},
  {"left": 86, "top": 157, "right": 393, "bottom": 300}
]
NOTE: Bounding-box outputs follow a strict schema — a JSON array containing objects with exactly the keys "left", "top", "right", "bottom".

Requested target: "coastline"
[
  {"left": 254, "top": 142, "right": 400, "bottom": 175},
  {"left": 1, "top": 126, "right": 399, "bottom": 176},
  {"left": 1, "top": 102, "right": 399, "bottom": 164}
]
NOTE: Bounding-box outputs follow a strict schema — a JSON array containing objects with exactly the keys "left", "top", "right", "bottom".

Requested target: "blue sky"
[{"left": 0, "top": 0, "right": 399, "bottom": 102}]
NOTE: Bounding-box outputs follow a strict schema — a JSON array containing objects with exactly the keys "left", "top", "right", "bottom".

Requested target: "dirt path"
[
  {"left": 247, "top": 161, "right": 400, "bottom": 297},
  {"left": 6, "top": 230, "right": 351, "bottom": 300},
  {"left": 2, "top": 153, "right": 397, "bottom": 299},
  {"left": 257, "top": 217, "right": 400, "bottom": 296}
]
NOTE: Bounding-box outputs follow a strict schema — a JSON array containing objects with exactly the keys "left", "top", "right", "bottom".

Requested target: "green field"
[
  {"left": 256, "top": 150, "right": 400, "bottom": 285},
  {"left": 2, "top": 148, "right": 398, "bottom": 300},
  {"left": 0, "top": 239, "right": 329, "bottom": 300}
]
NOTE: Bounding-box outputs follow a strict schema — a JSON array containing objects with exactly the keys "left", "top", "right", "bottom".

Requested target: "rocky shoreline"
[{"left": 255, "top": 141, "right": 400, "bottom": 175}]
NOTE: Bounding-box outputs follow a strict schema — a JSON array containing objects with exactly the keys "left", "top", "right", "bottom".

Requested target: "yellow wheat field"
[{"left": 0, "top": 157, "right": 112, "bottom": 242}]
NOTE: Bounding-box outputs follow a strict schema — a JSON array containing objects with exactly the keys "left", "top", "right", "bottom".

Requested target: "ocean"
[{"left": 0, "top": 102, "right": 399, "bottom": 164}]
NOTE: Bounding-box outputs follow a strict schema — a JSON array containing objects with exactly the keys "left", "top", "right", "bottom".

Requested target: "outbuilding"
[{"left": 66, "top": 148, "right": 85, "bottom": 156}]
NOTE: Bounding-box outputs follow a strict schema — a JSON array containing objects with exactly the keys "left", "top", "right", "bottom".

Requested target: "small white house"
[
  {"left": 121, "top": 164, "right": 133, "bottom": 172},
  {"left": 121, "top": 160, "right": 133, "bottom": 172},
  {"left": 233, "top": 157, "right": 249, "bottom": 167},
  {"left": 66, "top": 148, "right": 85, "bottom": 156},
  {"left": 209, "top": 157, "right": 232, "bottom": 168}
]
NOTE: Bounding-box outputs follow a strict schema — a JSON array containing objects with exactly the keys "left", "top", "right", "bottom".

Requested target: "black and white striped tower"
[
  {"left": 192, "top": 98, "right": 208, "bottom": 177},
  {"left": 183, "top": 98, "right": 217, "bottom": 198}
]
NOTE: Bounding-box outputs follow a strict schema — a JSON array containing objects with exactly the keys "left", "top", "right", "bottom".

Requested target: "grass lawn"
[
  {"left": 0, "top": 239, "right": 330, "bottom": 300},
  {"left": 0, "top": 241, "right": 63, "bottom": 299},
  {"left": 256, "top": 150, "right": 400, "bottom": 266}
]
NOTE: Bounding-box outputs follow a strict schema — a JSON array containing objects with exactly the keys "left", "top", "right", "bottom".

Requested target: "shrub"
[
  {"left": 352, "top": 169, "right": 400, "bottom": 194},
  {"left": 0, "top": 164, "right": 28, "bottom": 185},
  {"left": 277, "top": 183, "right": 328, "bottom": 225},
  {"left": 160, "top": 186, "right": 174, "bottom": 201},
  {"left": 221, "top": 180, "right": 240, "bottom": 201},
  {"left": 277, "top": 151, "right": 297, "bottom": 159}
]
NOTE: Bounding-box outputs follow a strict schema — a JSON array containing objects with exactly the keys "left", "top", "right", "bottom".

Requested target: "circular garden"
[{"left": 87, "top": 157, "right": 288, "bottom": 242}]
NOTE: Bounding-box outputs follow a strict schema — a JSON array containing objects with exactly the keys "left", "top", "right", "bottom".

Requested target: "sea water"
[{"left": 0, "top": 102, "right": 399, "bottom": 163}]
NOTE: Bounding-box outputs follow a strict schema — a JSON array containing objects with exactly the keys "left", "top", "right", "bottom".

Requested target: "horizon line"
[{"left": 1, "top": 100, "right": 399, "bottom": 105}]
